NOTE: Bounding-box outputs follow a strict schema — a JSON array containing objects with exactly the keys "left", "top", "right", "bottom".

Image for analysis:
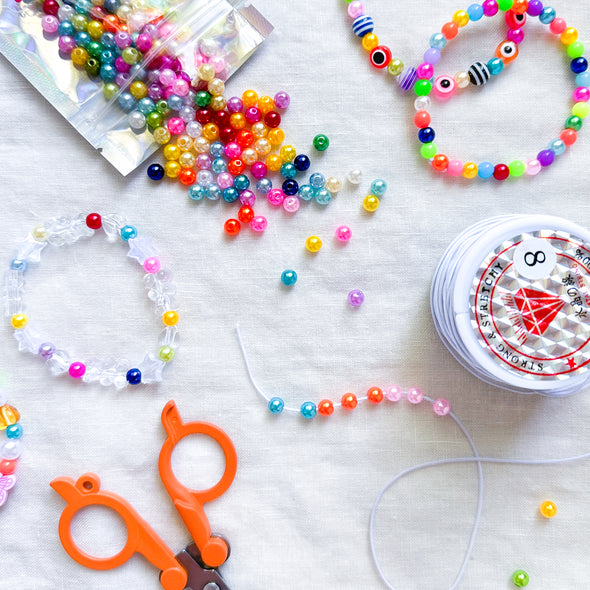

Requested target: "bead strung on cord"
[
  {"left": 4, "top": 213, "right": 179, "bottom": 389},
  {"left": 0, "top": 391, "right": 22, "bottom": 507}
]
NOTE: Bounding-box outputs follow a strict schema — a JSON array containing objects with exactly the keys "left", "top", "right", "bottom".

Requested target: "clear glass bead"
[
  {"left": 1, "top": 440, "right": 22, "bottom": 460},
  {"left": 414, "top": 96, "right": 431, "bottom": 111},
  {"left": 46, "top": 349, "right": 70, "bottom": 375},
  {"left": 101, "top": 214, "right": 127, "bottom": 242}
]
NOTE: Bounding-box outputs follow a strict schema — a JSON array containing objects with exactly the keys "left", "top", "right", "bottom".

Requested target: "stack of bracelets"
[
  {"left": 0, "top": 395, "right": 21, "bottom": 507},
  {"left": 344, "top": 0, "right": 590, "bottom": 180}
]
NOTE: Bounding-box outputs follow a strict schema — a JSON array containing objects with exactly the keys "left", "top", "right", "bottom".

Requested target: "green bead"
[
  {"left": 158, "top": 346, "right": 175, "bottom": 362},
  {"left": 121, "top": 47, "right": 140, "bottom": 65},
  {"left": 565, "top": 115, "right": 583, "bottom": 131},
  {"left": 508, "top": 160, "right": 525, "bottom": 177},
  {"left": 84, "top": 58, "right": 100, "bottom": 78},
  {"left": 146, "top": 111, "right": 163, "bottom": 128},
  {"left": 86, "top": 41, "right": 103, "bottom": 59},
  {"left": 511, "top": 569, "right": 529, "bottom": 587},
  {"left": 388, "top": 58, "right": 404, "bottom": 76},
  {"left": 194, "top": 91, "right": 211, "bottom": 107},
  {"left": 313, "top": 134, "right": 330, "bottom": 151},
  {"left": 497, "top": 0, "right": 513, "bottom": 11},
  {"left": 414, "top": 79, "right": 432, "bottom": 96},
  {"left": 567, "top": 41, "right": 585, "bottom": 59},
  {"left": 156, "top": 100, "right": 170, "bottom": 116},
  {"left": 420, "top": 142, "right": 437, "bottom": 159},
  {"left": 103, "top": 83, "right": 118, "bottom": 101},
  {"left": 71, "top": 14, "right": 88, "bottom": 31}
]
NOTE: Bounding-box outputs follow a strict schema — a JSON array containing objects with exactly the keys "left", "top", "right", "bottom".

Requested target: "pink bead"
[
  {"left": 209, "top": 55, "right": 226, "bottom": 74},
  {"left": 335, "top": 225, "right": 352, "bottom": 242},
  {"left": 158, "top": 21, "right": 175, "bottom": 38},
  {"left": 433, "top": 398, "right": 451, "bottom": 416},
  {"left": 573, "top": 87, "right": 590, "bottom": 102},
  {"left": 216, "top": 172, "right": 233, "bottom": 189},
  {"left": 250, "top": 215, "right": 268, "bottom": 232},
  {"left": 433, "top": 75, "right": 457, "bottom": 101},
  {"left": 171, "top": 78, "right": 189, "bottom": 97},
  {"left": 507, "top": 28, "right": 525, "bottom": 44},
  {"left": 143, "top": 257, "right": 161, "bottom": 273},
  {"left": 224, "top": 142, "right": 242, "bottom": 159},
  {"left": 135, "top": 34, "right": 152, "bottom": 53},
  {"left": 447, "top": 159, "right": 464, "bottom": 176},
  {"left": 549, "top": 18, "right": 567, "bottom": 35},
  {"left": 416, "top": 62, "right": 434, "bottom": 80},
  {"left": 196, "top": 153, "right": 212, "bottom": 169},
  {"left": 68, "top": 362, "right": 86, "bottom": 379},
  {"left": 239, "top": 190, "right": 256, "bottom": 206},
  {"left": 482, "top": 0, "right": 498, "bottom": 16},
  {"left": 115, "top": 31, "right": 132, "bottom": 49},
  {"left": 167, "top": 117, "right": 185, "bottom": 135},
  {"left": 268, "top": 188, "right": 285, "bottom": 206},
  {"left": 58, "top": 35, "right": 76, "bottom": 54},
  {"left": 195, "top": 54, "right": 207, "bottom": 68},
  {"left": 115, "top": 57, "right": 131, "bottom": 73},
  {"left": 251, "top": 162, "right": 268, "bottom": 179},
  {"left": 385, "top": 385, "right": 403, "bottom": 402},
  {"left": 283, "top": 196, "right": 300, "bottom": 213},
  {"left": 159, "top": 68, "right": 176, "bottom": 86},
  {"left": 526, "top": 159, "right": 542, "bottom": 176},
  {"left": 41, "top": 15, "right": 59, "bottom": 33},
  {"left": 406, "top": 387, "right": 424, "bottom": 404},
  {"left": 347, "top": 1, "right": 364, "bottom": 19}
]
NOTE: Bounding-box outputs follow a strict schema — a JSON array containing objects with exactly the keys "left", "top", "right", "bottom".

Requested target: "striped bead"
[
  {"left": 397, "top": 66, "right": 418, "bottom": 91},
  {"left": 468, "top": 61, "right": 490, "bottom": 86},
  {"left": 352, "top": 15, "right": 374, "bottom": 38}
]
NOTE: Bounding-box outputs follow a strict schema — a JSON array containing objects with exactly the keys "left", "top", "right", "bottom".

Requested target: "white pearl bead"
[
  {"left": 414, "top": 96, "right": 431, "bottom": 111},
  {"left": 325, "top": 176, "right": 343, "bottom": 194},
  {"left": 128, "top": 111, "right": 146, "bottom": 130},
  {"left": 347, "top": 169, "right": 363, "bottom": 185},
  {"left": 455, "top": 71, "right": 470, "bottom": 88}
]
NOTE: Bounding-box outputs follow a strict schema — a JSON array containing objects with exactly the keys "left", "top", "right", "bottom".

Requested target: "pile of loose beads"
[
  {"left": 0, "top": 396, "right": 22, "bottom": 507},
  {"left": 4, "top": 213, "right": 179, "bottom": 388}
]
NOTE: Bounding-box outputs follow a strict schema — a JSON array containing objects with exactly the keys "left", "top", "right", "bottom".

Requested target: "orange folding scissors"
[{"left": 50, "top": 400, "right": 237, "bottom": 590}]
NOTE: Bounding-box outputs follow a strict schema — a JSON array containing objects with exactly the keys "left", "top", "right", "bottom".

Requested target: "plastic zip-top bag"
[{"left": 0, "top": 0, "right": 272, "bottom": 175}]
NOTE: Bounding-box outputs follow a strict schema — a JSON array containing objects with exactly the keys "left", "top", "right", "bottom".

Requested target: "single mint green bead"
[
  {"left": 511, "top": 569, "right": 529, "bottom": 587},
  {"left": 567, "top": 41, "right": 585, "bottom": 59},
  {"left": 158, "top": 346, "right": 175, "bottom": 362},
  {"left": 103, "top": 83, "right": 118, "bottom": 101},
  {"left": 497, "top": 0, "right": 513, "bottom": 11},
  {"left": 313, "top": 134, "right": 330, "bottom": 151},
  {"left": 508, "top": 160, "right": 525, "bottom": 177},
  {"left": 156, "top": 100, "right": 170, "bottom": 116},
  {"left": 388, "top": 58, "right": 404, "bottom": 76},
  {"left": 565, "top": 115, "right": 583, "bottom": 131},
  {"left": 146, "top": 111, "right": 163, "bottom": 128},
  {"left": 414, "top": 79, "right": 432, "bottom": 97},
  {"left": 572, "top": 102, "right": 590, "bottom": 119},
  {"left": 420, "top": 142, "right": 437, "bottom": 159},
  {"left": 121, "top": 47, "right": 140, "bottom": 65}
]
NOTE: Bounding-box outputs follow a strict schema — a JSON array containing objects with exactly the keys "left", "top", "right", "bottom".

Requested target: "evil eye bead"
[
  {"left": 496, "top": 40, "right": 519, "bottom": 64},
  {"left": 352, "top": 15, "right": 374, "bottom": 38},
  {"left": 433, "top": 75, "right": 457, "bottom": 101},
  {"left": 506, "top": 10, "right": 526, "bottom": 29},
  {"left": 370, "top": 45, "right": 392, "bottom": 69},
  {"left": 468, "top": 61, "right": 490, "bottom": 86}
]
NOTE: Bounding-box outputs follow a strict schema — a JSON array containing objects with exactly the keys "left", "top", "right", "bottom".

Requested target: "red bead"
[
  {"left": 224, "top": 219, "right": 241, "bottom": 236},
  {"left": 560, "top": 129, "right": 578, "bottom": 146},
  {"left": 195, "top": 108, "right": 213, "bottom": 124},
  {"left": 219, "top": 127, "right": 236, "bottom": 143},
  {"left": 42, "top": 0, "right": 59, "bottom": 15},
  {"left": 86, "top": 213, "right": 102, "bottom": 229},
  {"left": 414, "top": 110, "right": 431, "bottom": 129},
  {"left": 228, "top": 158, "right": 245, "bottom": 175},
  {"left": 441, "top": 21, "right": 458, "bottom": 40},
  {"left": 318, "top": 399, "right": 334, "bottom": 416},
  {"left": 236, "top": 129, "right": 255, "bottom": 148},
  {"left": 0, "top": 459, "right": 16, "bottom": 475},
  {"left": 493, "top": 163, "right": 510, "bottom": 180},
  {"left": 264, "top": 111, "right": 281, "bottom": 128},
  {"left": 178, "top": 168, "right": 197, "bottom": 185},
  {"left": 238, "top": 206, "right": 254, "bottom": 223},
  {"left": 506, "top": 9, "right": 527, "bottom": 29},
  {"left": 341, "top": 393, "right": 358, "bottom": 410},
  {"left": 369, "top": 45, "right": 393, "bottom": 69},
  {"left": 213, "top": 110, "right": 230, "bottom": 127},
  {"left": 102, "top": 14, "right": 121, "bottom": 33},
  {"left": 367, "top": 387, "right": 384, "bottom": 404},
  {"left": 432, "top": 154, "right": 449, "bottom": 172}
]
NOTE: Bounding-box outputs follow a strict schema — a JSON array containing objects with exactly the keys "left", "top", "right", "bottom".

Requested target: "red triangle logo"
[{"left": 512, "top": 288, "right": 565, "bottom": 336}]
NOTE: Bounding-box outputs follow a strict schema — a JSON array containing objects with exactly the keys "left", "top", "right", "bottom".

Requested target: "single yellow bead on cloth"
[
  {"left": 71, "top": 47, "right": 89, "bottom": 67},
  {"left": 11, "top": 313, "right": 28, "bottom": 329},
  {"left": 258, "top": 96, "right": 275, "bottom": 114},
  {"left": 0, "top": 404, "right": 20, "bottom": 430},
  {"left": 362, "top": 33, "right": 379, "bottom": 51},
  {"left": 202, "top": 123, "right": 219, "bottom": 141},
  {"left": 163, "top": 144, "right": 181, "bottom": 160},
  {"left": 280, "top": 145, "right": 297, "bottom": 162},
  {"left": 462, "top": 162, "right": 478, "bottom": 179},
  {"left": 540, "top": 500, "right": 557, "bottom": 518},
  {"left": 164, "top": 161, "right": 181, "bottom": 178},
  {"left": 267, "top": 128, "right": 285, "bottom": 146},
  {"left": 572, "top": 102, "right": 590, "bottom": 119},
  {"left": 363, "top": 194, "right": 380, "bottom": 212},
  {"left": 230, "top": 113, "right": 246, "bottom": 130},
  {"left": 242, "top": 90, "right": 258, "bottom": 108},
  {"left": 32, "top": 226, "right": 48, "bottom": 241},
  {"left": 162, "top": 310, "right": 179, "bottom": 326},
  {"left": 153, "top": 127, "right": 171, "bottom": 145},
  {"left": 561, "top": 27, "right": 578, "bottom": 45},
  {"left": 265, "top": 154, "right": 283, "bottom": 172},
  {"left": 305, "top": 236, "right": 322, "bottom": 253},
  {"left": 453, "top": 10, "right": 469, "bottom": 27}
]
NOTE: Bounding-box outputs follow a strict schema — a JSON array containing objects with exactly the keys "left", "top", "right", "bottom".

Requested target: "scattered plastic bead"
[
  {"left": 540, "top": 500, "right": 557, "bottom": 518},
  {"left": 312, "top": 134, "right": 330, "bottom": 151},
  {"left": 370, "top": 179, "right": 387, "bottom": 196},
  {"left": 224, "top": 219, "right": 241, "bottom": 236},
  {"left": 347, "top": 169, "right": 363, "bottom": 184},
  {"left": 147, "top": 163, "right": 165, "bottom": 180},
  {"left": 363, "top": 195, "right": 380, "bottom": 212},
  {"left": 335, "top": 225, "right": 352, "bottom": 242},
  {"left": 305, "top": 236, "right": 322, "bottom": 253},
  {"left": 268, "top": 397, "right": 285, "bottom": 414},
  {"left": 348, "top": 289, "right": 364, "bottom": 307},
  {"left": 283, "top": 196, "right": 300, "bottom": 213},
  {"left": 300, "top": 401, "right": 317, "bottom": 419},
  {"left": 512, "top": 570, "right": 529, "bottom": 587},
  {"left": 281, "top": 270, "right": 297, "bottom": 286}
]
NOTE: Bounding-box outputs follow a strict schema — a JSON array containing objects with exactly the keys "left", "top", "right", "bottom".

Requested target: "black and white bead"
[{"left": 468, "top": 61, "right": 490, "bottom": 86}]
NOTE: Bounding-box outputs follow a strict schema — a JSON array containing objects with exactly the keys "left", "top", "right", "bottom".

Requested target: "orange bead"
[
  {"left": 441, "top": 21, "right": 458, "bottom": 40},
  {"left": 202, "top": 123, "right": 219, "bottom": 141},
  {"left": 539, "top": 500, "right": 557, "bottom": 518},
  {"left": 0, "top": 405, "right": 20, "bottom": 430},
  {"left": 341, "top": 393, "right": 358, "bottom": 410},
  {"left": 224, "top": 219, "right": 241, "bottom": 236},
  {"left": 560, "top": 129, "right": 578, "bottom": 146},
  {"left": 462, "top": 162, "right": 478, "bottom": 179},
  {"left": 178, "top": 168, "right": 196, "bottom": 185},
  {"left": 230, "top": 113, "right": 246, "bottom": 130},
  {"left": 362, "top": 33, "right": 379, "bottom": 51},
  {"left": 414, "top": 110, "right": 431, "bottom": 129},
  {"left": 236, "top": 129, "right": 254, "bottom": 148},
  {"left": 238, "top": 205, "right": 254, "bottom": 223},
  {"left": 318, "top": 399, "right": 334, "bottom": 416},
  {"left": 242, "top": 90, "right": 258, "bottom": 108},
  {"left": 228, "top": 158, "right": 245, "bottom": 175},
  {"left": 432, "top": 154, "right": 449, "bottom": 172},
  {"left": 511, "top": 0, "right": 528, "bottom": 14},
  {"left": 162, "top": 311, "right": 179, "bottom": 326},
  {"left": 367, "top": 387, "right": 384, "bottom": 404},
  {"left": 103, "top": 14, "right": 121, "bottom": 33}
]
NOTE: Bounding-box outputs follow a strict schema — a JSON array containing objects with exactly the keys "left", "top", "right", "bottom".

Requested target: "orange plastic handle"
[
  {"left": 50, "top": 473, "right": 187, "bottom": 590},
  {"left": 158, "top": 400, "right": 237, "bottom": 569}
]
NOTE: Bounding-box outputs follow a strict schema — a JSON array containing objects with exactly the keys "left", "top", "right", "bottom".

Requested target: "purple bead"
[
  {"left": 41, "top": 15, "right": 59, "bottom": 34},
  {"left": 227, "top": 97, "right": 244, "bottom": 113},
  {"left": 423, "top": 47, "right": 441, "bottom": 65},
  {"left": 274, "top": 91, "right": 290, "bottom": 110},
  {"left": 38, "top": 342, "right": 56, "bottom": 359},
  {"left": 142, "top": 23, "right": 158, "bottom": 38},
  {"left": 135, "top": 33, "right": 152, "bottom": 53},
  {"left": 348, "top": 289, "right": 365, "bottom": 307},
  {"left": 115, "top": 57, "right": 131, "bottom": 73},
  {"left": 148, "top": 83, "right": 163, "bottom": 101},
  {"left": 398, "top": 67, "right": 417, "bottom": 91},
  {"left": 538, "top": 149, "right": 555, "bottom": 167},
  {"left": 482, "top": 0, "right": 498, "bottom": 16},
  {"left": 527, "top": 0, "right": 544, "bottom": 16},
  {"left": 115, "top": 72, "right": 130, "bottom": 88},
  {"left": 58, "top": 35, "right": 76, "bottom": 54},
  {"left": 115, "top": 31, "right": 132, "bottom": 49},
  {"left": 239, "top": 190, "right": 256, "bottom": 206}
]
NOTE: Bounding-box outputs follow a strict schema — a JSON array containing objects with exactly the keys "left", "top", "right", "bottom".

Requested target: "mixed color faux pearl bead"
[
  {"left": 4, "top": 214, "right": 178, "bottom": 388},
  {"left": 362, "top": 178, "right": 387, "bottom": 212},
  {"left": 0, "top": 395, "right": 22, "bottom": 507}
]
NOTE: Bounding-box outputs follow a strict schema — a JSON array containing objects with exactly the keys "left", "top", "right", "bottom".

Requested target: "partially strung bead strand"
[{"left": 0, "top": 393, "right": 22, "bottom": 507}]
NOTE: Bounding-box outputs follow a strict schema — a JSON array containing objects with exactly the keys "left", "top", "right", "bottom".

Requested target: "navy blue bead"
[
  {"left": 293, "top": 154, "right": 311, "bottom": 171},
  {"left": 282, "top": 179, "right": 299, "bottom": 195},
  {"left": 103, "top": 0, "right": 120, "bottom": 13},
  {"left": 571, "top": 57, "right": 588, "bottom": 74},
  {"left": 147, "top": 163, "right": 164, "bottom": 181},
  {"left": 418, "top": 127, "right": 436, "bottom": 143},
  {"left": 126, "top": 368, "right": 142, "bottom": 385}
]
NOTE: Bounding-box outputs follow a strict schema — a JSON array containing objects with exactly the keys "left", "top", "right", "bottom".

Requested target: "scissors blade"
[{"left": 176, "top": 545, "right": 231, "bottom": 590}]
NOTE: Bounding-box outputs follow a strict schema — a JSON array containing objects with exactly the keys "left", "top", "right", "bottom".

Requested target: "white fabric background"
[{"left": 1, "top": 1, "right": 590, "bottom": 589}]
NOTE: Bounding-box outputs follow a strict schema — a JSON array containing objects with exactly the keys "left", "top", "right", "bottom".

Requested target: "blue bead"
[
  {"left": 370, "top": 179, "right": 387, "bottom": 196},
  {"left": 138, "top": 98, "right": 155, "bottom": 115},
  {"left": 100, "top": 64, "right": 116, "bottom": 82},
  {"left": 206, "top": 185, "right": 222, "bottom": 200},
  {"left": 6, "top": 424, "right": 23, "bottom": 439},
  {"left": 74, "top": 31, "right": 91, "bottom": 48},
  {"left": 352, "top": 15, "right": 374, "bottom": 37},
  {"left": 222, "top": 187, "right": 239, "bottom": 203},
  {"left": 74, "top": 0, "right": 92, "bottom": 14},
  {"left": 147, "top": 163, "right": 164, "bottom": 181},
  {"left": 103, "top": 0, "right": 120, "bottom": 13},
  {"left": 281, "top": 270, "right": 297, "bottom": 286},
  {"left": 478, "top": 161, "right": 495, "bottom": 179},
  {"left": 189, "top": 185, "right": 206, "bottom": 201},
  {"left": 548, "top": 138, "right": 566, "bottom": 156},
  {"left": 467, "top": 3, "right": 484, "bottom": 21},
  {"left": 211, "top": 158, "right": 227, "bottom": 174},
  {"left": 167, "top": 94, "right": 183, "bottom": 111},
  {"left": 293, "top": 154, "right": 311, "bottom": 171},
  {"left": 209, "top": 141, "right": 225, "bottom": 157},
  {"left": 268, "top": 397, "right": 284, "bottom": 414},
  {"left": 118, "top": 92, "right": 136, "bottom": 112},
  {"left": 309, "top": 173, "right": 325, "bottom": 188},
  {"left": 233, "top": 174, "right": 250, "bottom": 191},
  {"left": 576, "top": 71, "right": 590, "bottom": 88},
  {"left": 314, "top": 188, "right": 332, "bottom": 205},
  {"left": 298, "top": 184, "right": 314, "bottom": 201},
  {"left": 539, "top": 7, "right": 556, "bottom": 24},
  {"left": 100, "top": 32, "right": 116, "bottom": 48},
  {"left": 418, "top": 127, "right": 435, "bottom": 143},
  {"left": 256, "top": 178, "right": 272, "bottom": 194},
  {"left": 429, "top": 33, "right": 447, "bottom": 50},
  {"left": 571, "top": 57, "right": 588, "bottom": 74},
  {"left": 129, "top": 65, "right": 146, "bottom": 81},
  {"left": 282, "top": 179, "right": 299, "bottom": 195},
  {"left": 280, "top": 162, "right": 297, "bottom": 179},
  {"left": 487, "top": 58, "right": 504, "bottom": 76},
  {"left": 120, "top": 225, "right": 137, "bottom": 241},
  {"left": 300, "top": 402, "right": 317, "bottom": 419},
  {"left": 126, "top": 368, "right": 142, "bottom": 385},
  {"left": 100, "top": 49, "right": 116, "bottom": 64},
  {"left": 10, "top": 259, "right": 27, "bottom": 272},
  {"left": 58, "top": 21, "right": 75, "bottom": 36}
]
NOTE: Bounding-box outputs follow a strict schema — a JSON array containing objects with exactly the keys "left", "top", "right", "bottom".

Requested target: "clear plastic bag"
[{"left": 0, "top": 0, "right": 273, "bottom": 174}]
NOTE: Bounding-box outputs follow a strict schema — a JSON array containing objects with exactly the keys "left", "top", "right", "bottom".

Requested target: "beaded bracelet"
[
  {"left": 0, "top": 396, "right": 22, "bottom": 507},
  {"left": 4, "top": 213, "right": 178, "bottom": 388}
]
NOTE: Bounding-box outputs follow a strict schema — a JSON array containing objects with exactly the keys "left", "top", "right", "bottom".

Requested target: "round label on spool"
[{"left": 470, "top": 230, "right": 590, "bottom": 379}]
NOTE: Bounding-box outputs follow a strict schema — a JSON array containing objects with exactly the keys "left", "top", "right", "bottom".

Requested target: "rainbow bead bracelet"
[{"left": 0, "top": 396, "right": 22, "bottom": 508}]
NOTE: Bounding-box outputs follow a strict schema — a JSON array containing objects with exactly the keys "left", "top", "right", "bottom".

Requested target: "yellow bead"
[
  {"left": 202, "top": 123, "right": 219, "bottom": 141},
  {"left": 462, "top": 162, "right": 478, "bottom": 179},
  {"left": 257, "top": 96, "right": 275, "bottom": 114},
  {"left": 255, "top": 138, "right": 271, "bottom": 157},
  {"left": 572, "top": 102, "right": 590, "bottom": 119},
  {"left": 0, "top": 404, "right": 20, "bottom": 430},
  {"left": 363, "top": 194, "right": 380, "bottom": 212},
  {"left": 179, "top": 151, "right": 196, "bottom": 168},
  {"left": 176, "top": 135, "right": 193, "bottom": 151},
  {"left": 305, "top": 236, "right": 322, "bottom": 253},
  {"left": 158, "top": 346, "right": 175, "bottom": 362},
  {"left": 210, "top": 96, "right": 226, "bottom": 111},
  {"left": 388, "top": 58, "right": 404, "bottom": 76},
  {"left": 267, "top": 128, "right": 285, "bottom": 146},
  {"left": 561, "top": 27, "right": 578, "bottom": 45},
  {"left": 11, "top": 313, "right": 28, "bottom": 329},
  {"left": 280, "top": 145, "right": 297, "bottom": 162},
  {"left": 164, "top": 161, "right": 181, "bottom": 178},
  {"left": 162, "top": 310, "right": 179, "bottom": 326},
  {"left": 32, "top": 225, "right": 48, "bottom": 241},
  {"left": 229, "top": 113, "right": 246, "bottom": 130},
  {"left": 362, "top": 33, "right": 379, "bottom": 51},
  {"left": 242, "top": 90, "right": 258, "bottom": 108},
  {"left": 251, "top": 122, "right": 267, "bottom": 138},
  {"left": 153, "top": 127, "right": 171, "bottom": 145},
  {"left": 241, "top": 148, "right": 257, "bottom": 165},
  {"left": 208, "top": 78, "right": 225, "bottom": 96},
  {"left": 197, "top": 63, "right": 215, "bottom": 82},
  {"left": 265, "top": 154, "right": 283, "bottom": 172},
  {"left": 86, "top": 20, "right": 104, "bottom": 40},
  {"left": 71, "top": 47, "right": 89, "bottom": 67},
  {"left": 452, "top": 10, "right": 469, "bottom": 27},
  {"left": 129, "top": 81, "right": 147, "bottom": 100},
  {"left": 163, "top": 144, "right": 181, "bottom": 160},
  {"left": 540, "top": 500, "right": 557, "bottom": 518}
]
